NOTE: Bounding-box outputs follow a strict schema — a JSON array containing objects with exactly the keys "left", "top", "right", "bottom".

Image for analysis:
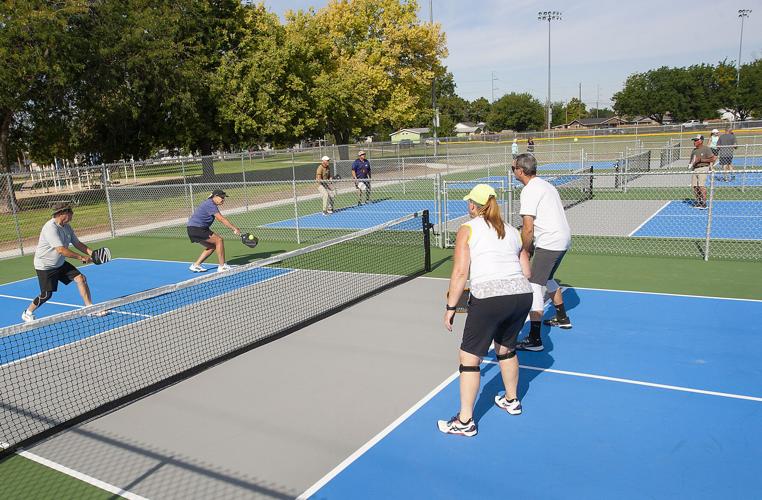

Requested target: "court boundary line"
[
  {"left": 417, "top": 277, "right": 762, "bottom": 303},
  {"left": 482, "top": 362, "right": 762, "bottom": 402},
  {"left": 296, "top": 371, "right": 460, "bottom": 500},
  {"left": 0, "top": 441, "right": 147, "bottom": 500},
  {"left": 0, "top": 294, "right": 153, "bottom": 320},
  {"left": 628, "top": 200, "right": 671, "bottom": 237}
]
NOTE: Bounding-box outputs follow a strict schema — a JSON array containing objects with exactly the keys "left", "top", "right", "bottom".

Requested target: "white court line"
[
  {"left": 627, "top": 200, "right": 672, "bottom": 237},
  {"left": 0, "top": 441, "right": 149, "bottom": 500},
  {"left": 297, "top": 371, "right": 460, "bottom": 500},
  {"left": 0, "top": 294, "right": 152, "bottom": 319},
  {"left": 482, "top": 361, "right": 762, "bottom": 403},
  {"left": 418, "top": 277, "right": 762, "bottom": 303}
]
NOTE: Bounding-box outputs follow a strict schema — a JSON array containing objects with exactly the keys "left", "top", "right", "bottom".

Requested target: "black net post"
[{"left": 422, "top": 209, "right": 432, "bottom": 273}]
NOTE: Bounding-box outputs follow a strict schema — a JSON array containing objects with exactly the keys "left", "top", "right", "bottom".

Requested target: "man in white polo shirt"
[
  {"left": 22, "top": 202, "right": 100, "bottom": 322},
  {"left": 512, "top": 153, "right": 573, "bottom": 352}
]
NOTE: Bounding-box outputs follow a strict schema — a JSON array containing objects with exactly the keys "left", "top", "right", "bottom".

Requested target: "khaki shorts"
[{"left": 691, "top": 166, "right": 709, "bottom": 188}]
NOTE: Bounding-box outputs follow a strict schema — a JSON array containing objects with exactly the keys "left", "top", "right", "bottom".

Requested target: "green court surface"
[{"left": 2, "top": 230, "right": 762, "bottom": 496}]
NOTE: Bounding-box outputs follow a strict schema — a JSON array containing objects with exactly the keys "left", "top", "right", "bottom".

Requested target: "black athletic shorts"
[
  {"left": 718, "top": 151, "right": 734, "bottom": 166},
  {"left": 461, "top": 293, "right": 533, "bottom": 357},
  {"left": 187, "top": 226, "right": 213, "bottom": 243},
  {"left": 36, "top": 261, "right": 81, "bottom": 293},
  {"left": 530, "top": 248, "right": 566, "bottom": 286}
]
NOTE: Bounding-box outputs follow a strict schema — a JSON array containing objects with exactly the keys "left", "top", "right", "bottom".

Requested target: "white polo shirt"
[{"left": 519, "top": 177, "right": 571, "bottom": 251}]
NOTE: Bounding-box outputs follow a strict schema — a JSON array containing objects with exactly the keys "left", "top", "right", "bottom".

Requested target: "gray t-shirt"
[
  {"left": 717, "top": 133, "right": 737, "bottom": 148},
  {"left": 34, "top": 218, "right": 80, "bottom": 270}
]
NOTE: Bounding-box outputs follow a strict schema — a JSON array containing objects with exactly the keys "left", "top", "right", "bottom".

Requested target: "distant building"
[
  {"left": 454, "top": 122, "right": 486, "bottom": 137},
  {"left": 390, "top": 127, "right": 430, "bottom": 144},
  {"left": 563, "top": 117, "right": 626, "bottom": 129}
]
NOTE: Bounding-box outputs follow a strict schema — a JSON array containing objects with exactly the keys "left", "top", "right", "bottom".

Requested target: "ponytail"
[{"left": 476, "top": 196, "right": 505, "bottom": 239}]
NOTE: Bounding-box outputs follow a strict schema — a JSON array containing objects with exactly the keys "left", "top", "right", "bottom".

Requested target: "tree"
[
  {"left": 0, "top": 0, "right": 88, "bottom": 212},
  {"left": 586, "top": 108, "right": 615, "bottom": 119},
  {"left": 550, "top": 101, "right": 565, "bottom": 127},
  {"left": 467, "top": 97, "right": 491, "bottom": 124},
  {"left": 565, "top": 98, "right": 587, "bottom": 122},
  {"left": 486, "top": 93, "right": 544, "bottom": 132},
  {"left": 311, "top": 0, "right": 447, "bottom": 157},
  {"left": 739, "top": 59, "right": 762, "bottom": 119},
  {"left": 213, "top": 5, "right": 324, "bottom": 148}
]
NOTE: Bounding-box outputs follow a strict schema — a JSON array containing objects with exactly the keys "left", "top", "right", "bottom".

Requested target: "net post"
[
  {"left": 422, "top": 209, "right": 432, "bottom": 272},
  {"left": 588, "top": 165, "right": 594, "bottom": 201},
  {"left": 6, "top": 173, "right": 24, "bottom": 256}
]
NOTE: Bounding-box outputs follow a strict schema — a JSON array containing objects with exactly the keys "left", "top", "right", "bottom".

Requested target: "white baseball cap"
[
  {"left": 321, "top": 155, "right": 330, "bottom": 161},
  {"left": 711, "top": 129, "right": 719, "bottom": 134}
]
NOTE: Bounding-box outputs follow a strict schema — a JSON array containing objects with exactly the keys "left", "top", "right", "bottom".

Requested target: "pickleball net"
[
  {"left": 547, "top": 166, "right": 595, "bottom": 210},
  {"left": 615, "top": 150, "right": 652, "bottom": 189},
  {"left": 0, "top": 211, "right": 432, "bottom": 458}
]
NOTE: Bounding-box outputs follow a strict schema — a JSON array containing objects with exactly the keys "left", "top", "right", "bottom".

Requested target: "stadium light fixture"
[
  {"left": 736, "top": 9, "right": 752, "bottom": 90},
  {"left": 538, "top": 11, "right": 562, "bottom": 130}
]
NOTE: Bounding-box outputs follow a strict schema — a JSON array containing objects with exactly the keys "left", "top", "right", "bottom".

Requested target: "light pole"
[
  {"left": 430, "top": 0, "right": 438, "bottom": 155},
  {"left": 736, "top": 9, "right": 752, "bottom": 89},
  {"left": 538, "top": 11, "right": 562, "bottom": 130}
]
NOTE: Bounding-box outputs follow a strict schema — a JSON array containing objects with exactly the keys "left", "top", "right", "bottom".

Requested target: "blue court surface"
[
  {"left": 631, "top": 200, "right": 762, "bottom": 240},
  {"left": 708, "top": 171, "right": 762, "bottom": 186},
  {"left": 307, "top": 288, "right": 762, "bottom": 499},
  {"left": 731, "top": 156, "right": 762, "bottom": 167},
  {"left": 451, "top": 174, "right": 590, "bottom": 191},
  {"left": 264, "top": 199, "right": 469, "bottom": 230}
]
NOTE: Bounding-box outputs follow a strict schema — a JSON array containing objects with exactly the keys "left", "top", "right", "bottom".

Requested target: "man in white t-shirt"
[{"left": 512, "top": 153, "right": 573, "bottom": 352}]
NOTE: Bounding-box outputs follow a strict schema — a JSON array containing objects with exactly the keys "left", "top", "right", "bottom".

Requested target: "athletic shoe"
[
  {"left": 543, "top": 316, "right": 572, "bottom": 329},
  {"left": 494, "top": 395, "right": 522, "bottom": 415},
  {"left": 515, "top": 337, "right": 544, "bottom": 352},
  {"left": 21, "top": 310, "right": 35, "bottom": 323},
  {"left": 694, "top": 204, "right": 707, "bottom": 210},
  {"left": 437, "top": 415, "right": 477, "bottom": 437},
  {"left": 189, "top": 264, "right": 207, "bottom": 273},
  {"left": 217, "top": 264, "right": 232, "bottom": 273},
  {"left": 322, "top": 211, "right": 328, "bottom": 216},
  {"left": 326, "top": 209, "right": 334, "bottom": 214}
]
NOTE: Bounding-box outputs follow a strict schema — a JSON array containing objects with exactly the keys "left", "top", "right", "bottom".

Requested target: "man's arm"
[
  {"left": 214, "top": 213, "right": 241, "bottom": 235},
  {"left": 56, "top": 245, "right": 90, "bottom": 263},
  {"left": 521, "top": 215, "right": 535, "bottom": 253},
  {"left": 73, "top": 241, "right": 92, "bottom": 256}
]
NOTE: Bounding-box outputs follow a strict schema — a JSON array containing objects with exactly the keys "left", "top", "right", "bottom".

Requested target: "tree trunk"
[
  {"left": 200, "top": 140, "right": 215, "bottom": 179},
  {"left": 334, "top": 129, "right": 350, "bottom": 160},
  {"left": 0, "top": 109, "right": 19, "bottom": 214}
]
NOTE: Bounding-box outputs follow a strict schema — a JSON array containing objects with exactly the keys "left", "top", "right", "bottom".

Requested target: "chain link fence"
[{"left": 3, "top": 148, "right": 761, "bottom": 261}]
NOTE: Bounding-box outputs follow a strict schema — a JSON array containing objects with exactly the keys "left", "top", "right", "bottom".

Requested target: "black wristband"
[{"left": 445, "top": 305, "right": 457, "bottom": 311}]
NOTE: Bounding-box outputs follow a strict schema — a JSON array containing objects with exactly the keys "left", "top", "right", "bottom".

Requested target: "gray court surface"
[{"left": 23, "top": 277, "right": 460, "bottom": 499}]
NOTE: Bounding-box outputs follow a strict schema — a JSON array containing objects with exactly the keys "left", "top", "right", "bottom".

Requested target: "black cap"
[
  {"left": 208, "top": 189, "right": 228, "bottom": 199},
  {"left": 691, "top": 134, "right": 704, "bottom": 141}
]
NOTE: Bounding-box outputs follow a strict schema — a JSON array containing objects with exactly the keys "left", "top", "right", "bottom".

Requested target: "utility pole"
[
  {"left": 430, "top": 0, "right": 438, "bottom": 155},
  {"left": 596, "top": 84, "right": 600, "bottom": 118},
  {"left": 737, "top": 9, "right": 752, "bottom": 89},
  {"left": 538, "top": 11, "right": 562, "bottom": 130},
  {"left": 491, "top": 71, "right": 499, "bottom": 103}
]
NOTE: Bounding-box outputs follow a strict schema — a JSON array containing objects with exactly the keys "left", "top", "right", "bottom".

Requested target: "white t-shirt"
[
  {"left": 34, "top": 218, "right": 80, "bottom": 270},
  {"left": 519, "top": 177, "right": 571, "bottom": 251}
]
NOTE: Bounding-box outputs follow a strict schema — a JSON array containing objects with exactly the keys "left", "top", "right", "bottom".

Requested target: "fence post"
[
  {"left": 507, "top": 169, "right": 513, "bottom": 227},
  {"left": 6, "top": 174, "right": 24, "bottom": 256},
  {"left": 189, "top": 184, "right": 195, "bottom": 215},
  {"left": 291, "top": 151, "right": 301, "bottom": 244},
  {"left": 103, "top": 166, "right": 116, "bottom": 238},
  {"left": 741, "top": 144, "right": 747, "bottom": 193},
  {"left": 435, "top": 173, "right": 444, "bottom": 248},
  {"left": 704, "top": 170, "right": 716, "bottom": 261}
]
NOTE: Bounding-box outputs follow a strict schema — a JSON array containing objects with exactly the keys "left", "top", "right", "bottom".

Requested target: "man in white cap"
[
  {"left": 352, "top": 150, "right": 372, "bottom": 205},
  {"left": 316, "top": 155, "right": 335, "bottom": 215},
  {"left": 709, "top": 129, "right": 720, "bottom": 157},
  {"left": 511, "top": 138, "right": 519, "bottom": 159}
]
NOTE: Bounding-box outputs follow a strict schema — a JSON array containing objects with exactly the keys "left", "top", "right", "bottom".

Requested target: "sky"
[{"left": 263, "top": 0, "right": 762, "bottom": 109}]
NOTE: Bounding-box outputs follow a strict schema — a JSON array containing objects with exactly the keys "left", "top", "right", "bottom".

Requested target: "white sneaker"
[
  {"left": 22, "top": 310, "right": 35, "bottom": 323},
  {"left": 189, "top": 264, "right": 207, "bottom": 273},
  {"left": 217, "top": 264, "right": 232, "bottom": 273},
  {"left": 494, "top": 394, "right": 522, "bottom": 415}
]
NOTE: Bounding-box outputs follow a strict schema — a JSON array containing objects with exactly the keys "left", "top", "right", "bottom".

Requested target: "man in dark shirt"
[
  {"left": 351, "top": 150, "right": 372, "bottom": 205},
  {"left": 187, "top": 189, "right": 241, "bottom": 273},
  {"left": 717, "top": 128, "right": 738, "bottom": 181},
  {"left": 687, "top": 135, "right": 716, "bottom": 210}
]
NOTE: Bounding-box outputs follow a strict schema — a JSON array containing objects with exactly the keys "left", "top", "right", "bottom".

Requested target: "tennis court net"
[
  {"left": 548, "top": 166, "right": 595, "bottom": 210},
  {"left": 615, "top": 150, "right": 652, "bottom": 189},
  {"left": 0, "top": 211, "right": 431, "bottom": 458}
]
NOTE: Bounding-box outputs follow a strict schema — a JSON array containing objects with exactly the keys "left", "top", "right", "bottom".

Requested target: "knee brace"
[
  {"left": 459, "top": 364, "right": 480, "bottom": 373},
  {"left": 530, "top": 282, "right": 545, "bottom": 312},
  {"left": 33, "top": 290, "right": 52, "bottom": 307},
  {"left": 496, "top": 351, "right": 516, "bottom": 361},
  {"left": 546, "top": 279, "right": 560, "bottom": 294}
]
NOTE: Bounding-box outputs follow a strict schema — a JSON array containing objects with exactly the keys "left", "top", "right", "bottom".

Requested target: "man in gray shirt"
[
  {"left": 717, "top": 128, "right": 738, "bottom": 182},
  {"left": 22, "top": 202, "right": 101, "bottom": 322}
]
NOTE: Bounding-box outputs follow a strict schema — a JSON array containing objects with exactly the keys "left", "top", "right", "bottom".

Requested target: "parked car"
[
  {"left": 681, "top": 120, "right": 701, "bottom": 128},
  {"left": 398, "top": 139, "right": 414, "bottom": 148}
]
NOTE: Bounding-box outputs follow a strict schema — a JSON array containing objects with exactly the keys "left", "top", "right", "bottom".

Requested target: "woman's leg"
[{"left": 458, "top": 349, "right": 482, "bottom": 422}]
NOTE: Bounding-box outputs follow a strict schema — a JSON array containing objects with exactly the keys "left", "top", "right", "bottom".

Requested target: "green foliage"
[
  {"left": 487, "top": 93, "right": 544, "bottom": 132},
  {"left": 613, "top": 60, "right": 762, "bottom": 123},
  {"left": 550, "top": 101, "right": 565, "bottom": 127},
  {"left": 586, "top": 108, "right": 615, "bottom": 119},
  {"left": 467, "top": 97, "right": 491, "bottom": 123},
  {"left": 565, "top": 98, "right": 587, "bottom": 122}
]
